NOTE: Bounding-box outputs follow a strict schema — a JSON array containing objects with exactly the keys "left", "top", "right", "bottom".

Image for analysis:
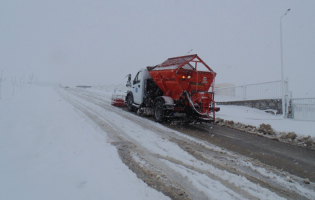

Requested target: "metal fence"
[
  {"left": 291, "top": 98, "right": 315, "bottom": 121},
  {"left": 214, "top": 80, "right": 288, "bottom": 101}
]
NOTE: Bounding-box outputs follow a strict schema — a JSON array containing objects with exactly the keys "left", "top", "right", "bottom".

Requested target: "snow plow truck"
[{"left": 125, "top": 54, "right": 219, "bottom": 123}]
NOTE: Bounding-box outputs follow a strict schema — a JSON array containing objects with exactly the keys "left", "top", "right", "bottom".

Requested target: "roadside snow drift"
[{"left": 0, "top": 86, "right": 168, "bottom": 200}]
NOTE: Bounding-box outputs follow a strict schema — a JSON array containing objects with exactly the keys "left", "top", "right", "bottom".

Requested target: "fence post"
[
  {"left": 285, "top": 78, "right": 289, "bottom": 118},
  {"left": 243, "top": 84, "right": 246, "bottom": 100}
]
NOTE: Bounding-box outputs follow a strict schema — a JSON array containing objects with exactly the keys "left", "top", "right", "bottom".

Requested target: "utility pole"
[{"left": 280, "top": 9, "right": 290, "bottom": 118}]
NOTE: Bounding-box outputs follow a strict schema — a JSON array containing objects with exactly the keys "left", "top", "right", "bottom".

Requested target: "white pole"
[
  {"left": 0, "top": 71, "right": 6, "bottom": 99},
  {"left": 280, "top": 9, "right": 290, "bottom": 118}
]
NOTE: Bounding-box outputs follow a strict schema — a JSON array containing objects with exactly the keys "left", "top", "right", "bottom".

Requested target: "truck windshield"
[{"left": 133, "top": 71, "right": 142, "bottom": 84}]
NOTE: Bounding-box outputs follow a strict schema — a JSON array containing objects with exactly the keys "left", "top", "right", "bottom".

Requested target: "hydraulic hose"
[{"left": 184, "top": 90, "right": 209, "bottom": 117}]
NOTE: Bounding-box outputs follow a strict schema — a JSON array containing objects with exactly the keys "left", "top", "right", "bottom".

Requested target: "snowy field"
[{"left": 1, "top": 85, "right": 314, "bottom": 200}]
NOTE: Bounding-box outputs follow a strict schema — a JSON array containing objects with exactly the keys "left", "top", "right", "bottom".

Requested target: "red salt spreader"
[{"left": 122, "top": 54, "right": 219, "bottom": 123}]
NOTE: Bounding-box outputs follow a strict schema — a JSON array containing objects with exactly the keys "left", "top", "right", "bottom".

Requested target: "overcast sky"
[{"left": 1, "top": 0, "right": 314, "bottom": 97}]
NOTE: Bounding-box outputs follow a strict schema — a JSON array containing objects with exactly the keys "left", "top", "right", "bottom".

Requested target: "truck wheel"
[
  {"left": 127, "top": 95, "right": 133, "bottom": 112},
  {"left": 154, "top": 99, "right": 165, "bottom": 122}
]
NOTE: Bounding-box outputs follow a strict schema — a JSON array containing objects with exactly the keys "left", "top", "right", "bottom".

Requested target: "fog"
[{"left": 1, "top": 0, "right": 314, "bottom": 97}]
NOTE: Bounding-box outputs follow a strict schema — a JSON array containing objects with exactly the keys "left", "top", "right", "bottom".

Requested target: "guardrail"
[{"left": 291, "top": 98, "right": 315, "bottom": 121}]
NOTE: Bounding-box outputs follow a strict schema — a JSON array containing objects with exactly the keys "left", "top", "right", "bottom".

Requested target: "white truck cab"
[{"left": 128, "top": 68, "right": 151, "bottom": 105}]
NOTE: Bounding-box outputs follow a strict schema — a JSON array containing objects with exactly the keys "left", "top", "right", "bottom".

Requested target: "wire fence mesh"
[
  {"left": 291, "top": 98, "right": 315, "bottom": 121},
  {"left": 214, "top": 80, "right": 287, "bottom": 101}
]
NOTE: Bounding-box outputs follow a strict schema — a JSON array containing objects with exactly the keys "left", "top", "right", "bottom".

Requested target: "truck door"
[{"left": 132, "top": 70, "right": 143, "bottom": 104}]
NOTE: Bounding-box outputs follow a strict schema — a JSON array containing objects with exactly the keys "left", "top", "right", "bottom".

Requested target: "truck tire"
[
  {"left": 154, "top": 98, "right": 165, "bottom": 122},
  {"left": 127, "top": 95, "right": 134, "bottom": 112}
]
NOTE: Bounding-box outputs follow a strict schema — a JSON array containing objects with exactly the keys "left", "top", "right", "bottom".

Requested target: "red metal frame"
[{"left": 155, "top": 54, "right": 215, "bottom": 72}]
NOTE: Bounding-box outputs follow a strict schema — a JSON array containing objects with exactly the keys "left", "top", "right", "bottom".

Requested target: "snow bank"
[
  {"left": 0, "top": 85, "right": 169, "bottom": 200},
  {"left": 216, "top": 105, "right": 315, "bottom": 149}
]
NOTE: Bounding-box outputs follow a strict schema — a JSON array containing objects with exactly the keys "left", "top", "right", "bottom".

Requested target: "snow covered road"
[{"left": 56, "top": 87, "right": 315, "bottom": 200}]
